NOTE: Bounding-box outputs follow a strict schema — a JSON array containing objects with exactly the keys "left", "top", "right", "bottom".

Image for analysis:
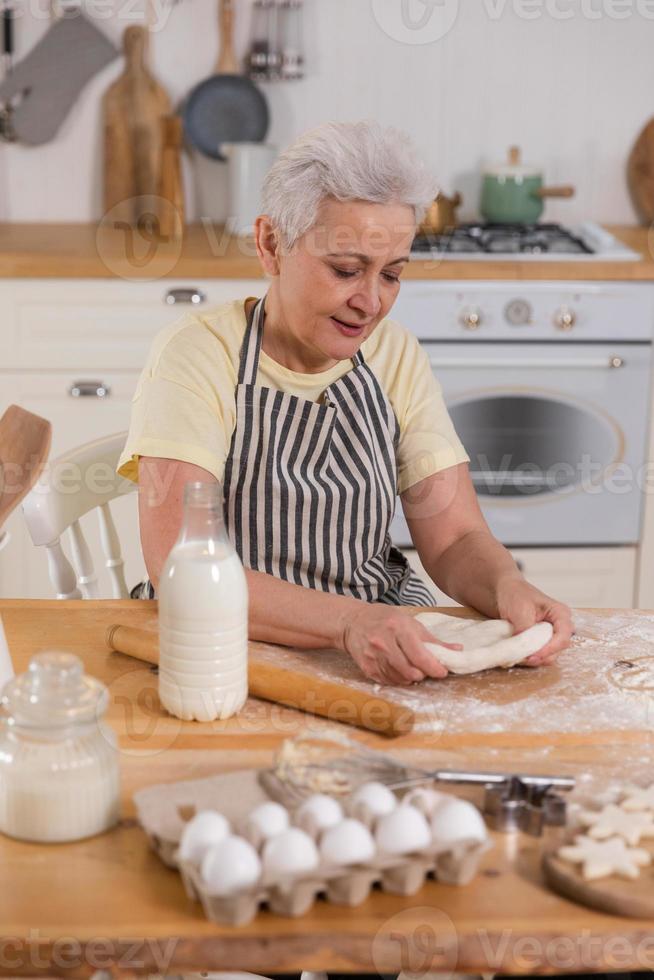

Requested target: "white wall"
[{"left": 2, "top": 0, "right": 653, "bottom": 224}]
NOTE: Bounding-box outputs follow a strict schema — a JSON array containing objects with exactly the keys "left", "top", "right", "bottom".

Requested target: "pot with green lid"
[{"left": 480, "top": 146, "right": 575, "bottom": 224}]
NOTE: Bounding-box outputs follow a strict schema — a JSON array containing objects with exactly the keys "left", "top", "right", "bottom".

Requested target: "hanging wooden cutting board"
[
  {"left": 627, "top": 117, "right": 654, "bottom": 224},
  {"left": 101, "top": 25, "right": 171, "bottom": 227}
]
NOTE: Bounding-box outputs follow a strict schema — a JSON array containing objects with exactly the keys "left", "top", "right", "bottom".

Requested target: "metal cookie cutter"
[{"left": 483, "top": 774, "right": 574, "bottom": 836}]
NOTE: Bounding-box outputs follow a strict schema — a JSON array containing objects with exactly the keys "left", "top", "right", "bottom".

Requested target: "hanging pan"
[{"left": 183, "top": 0, "right": 269, "bottom": 161}]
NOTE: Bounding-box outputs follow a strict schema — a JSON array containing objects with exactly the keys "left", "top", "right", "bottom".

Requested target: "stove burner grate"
[{"left": 412, "top": 222, "right": 594, "bottom": 256}]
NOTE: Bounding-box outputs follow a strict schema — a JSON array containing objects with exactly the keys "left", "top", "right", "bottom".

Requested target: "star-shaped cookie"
[
  {"left": 621, "top": 784, "right": 654, "bottom": 812},
  {"left": 558, "top": 835, "right": 651, "bottom": 881},
  {"left": 579, "top": 804, "right": 654, "bottom": 846}
]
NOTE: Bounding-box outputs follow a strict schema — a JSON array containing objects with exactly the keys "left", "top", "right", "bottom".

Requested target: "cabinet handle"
[
  {"left": 515, "top": 559, "right": 525, "bottom": 572},
  {"left": 68, "top": 381, "right": 110, "bottom": 398},
  {"left": 165, "top": 288, "right": 206, "bottom": 306},
  {"left": 429, "top": 356, "right": 626, "bottom": 370}
]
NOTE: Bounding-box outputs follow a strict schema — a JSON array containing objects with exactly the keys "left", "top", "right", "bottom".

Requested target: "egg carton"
[
  {"left": 134, "top": 769, "right": 271, "bottom": 868},
  {"left": 133, "top": 768, "right": 492, "bottom": 927},
  {"left": 176, "top": 837, "right": 490, "bottom": 927}
]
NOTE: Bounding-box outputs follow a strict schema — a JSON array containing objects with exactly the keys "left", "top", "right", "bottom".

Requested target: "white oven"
[{"left": 390, "top": 281, "right": 654, "bottom": 549}]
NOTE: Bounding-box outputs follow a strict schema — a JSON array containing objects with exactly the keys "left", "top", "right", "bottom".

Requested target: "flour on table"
[
  {"left": 416, "top": 612, "right": 553, "bottom": 675},
  {"left": 558, "top": 834, "right": 651, "bottom": 880}
]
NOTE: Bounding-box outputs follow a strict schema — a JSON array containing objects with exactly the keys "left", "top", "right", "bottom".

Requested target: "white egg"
[
  {"left": 320, "top": 818, "right": 376, "bottom": 866},
  {"left": 430, "top": 798, "right": 488, "bottom": 849},
  {"left": 262, "top": 828, "right": 320, "bottom": 877},
  {"left": 178, "top": 810, "right": 230, "bottom": 865},
  {"left": 244, "top": 801, "right": 290, "bottom": 844},
  {"left": 375, "top": 804, "right": 431, "bottom": 855},
  {"left": 350, "top": 781, "right": 397, "bottom": 821},
  {"left": 295, "top": 794, "right": 344, "bottom": 837},
  {"left": 201, "top": 835, "right": 262, "bottom": 895},
  {"left": 402, "top": 786, "right": 447, "bottom": 817}
]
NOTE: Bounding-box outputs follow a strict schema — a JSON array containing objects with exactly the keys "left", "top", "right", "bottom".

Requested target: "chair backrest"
[{"left": 22, "top": 432, "right": 136, "bottom": 600}]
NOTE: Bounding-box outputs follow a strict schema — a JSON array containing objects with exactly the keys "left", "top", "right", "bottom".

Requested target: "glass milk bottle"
[
  {"left": 0, "top": 652, "right": 120, "bottom": 843},
  {"left": 158, "top": 481, "right": 248, "bottom": 722}
]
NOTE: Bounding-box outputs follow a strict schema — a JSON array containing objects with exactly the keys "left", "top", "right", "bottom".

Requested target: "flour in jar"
[{"left": 416, "top": 612, "right": 552, "bottom": 675}]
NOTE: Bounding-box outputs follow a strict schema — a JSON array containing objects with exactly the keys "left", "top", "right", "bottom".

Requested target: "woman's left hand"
[{"left": 494, "top": 574, "right": 574, "bottom": 666}]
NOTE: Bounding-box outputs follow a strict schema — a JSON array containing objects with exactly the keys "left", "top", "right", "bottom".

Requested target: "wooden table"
[{"left": 1, "top": 599, "right": 654, "bottom": 978}]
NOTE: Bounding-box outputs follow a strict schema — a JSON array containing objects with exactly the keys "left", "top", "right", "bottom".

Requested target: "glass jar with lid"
[{"left": 0, "top": 651, "right": 120, "bottom": 843}]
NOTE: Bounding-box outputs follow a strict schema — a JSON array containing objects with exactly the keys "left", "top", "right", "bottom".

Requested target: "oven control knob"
[
  {"left": 554, "top": 306, "right": 577, "bottom": 331},
  {"left": 460, "top": 307, "right": 482, "bottom": 331},
  {"left": 505, "top": 298, "right": 532, "bottom": 326}
]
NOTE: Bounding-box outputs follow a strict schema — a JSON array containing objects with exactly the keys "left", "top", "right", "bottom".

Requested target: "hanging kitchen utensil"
[
  {"left": 183, "top": 0, "right": 269, "bottom": 161},
  {"left": 1, "top": 2, "right": 12, "bottom": 78},
  {"left": 480, "top": 146, "right": 574, "bottom": 224},
  {"left": 627, "top": 117, "right": 654, "bottom": 224},
  {"left": 246, "top": 0, "right": 271, "bottom": 80},
  {"left": 0, "top": 0, "right": 117, "bottom": 146},
  {"left": 102, "top": 24, "right": 171, "bottom": 227},
  {"left": 0, "top": 2, "right": 16, "bottom": 141},
  {"left": 279, "top": 0, "right": 304, "bottom": 80}
]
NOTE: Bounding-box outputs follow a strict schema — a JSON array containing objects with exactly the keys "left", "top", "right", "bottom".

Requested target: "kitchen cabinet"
[
  {"left": 0, "top": 278, "right": 264, "bottom": 599},
  {"left": 0, "top": 275, "right": 644, "bottom": 607},
  {"left": 404, "top": 546, "right": 637, "bottom": 610}
]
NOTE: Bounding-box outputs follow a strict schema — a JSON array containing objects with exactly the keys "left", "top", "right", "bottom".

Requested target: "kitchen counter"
[
  {"left": 0, "top": 222, "right": 653, "bottom": 280},
  {"left": 1, "top": 598, "right": 653, "bottom": 977}
]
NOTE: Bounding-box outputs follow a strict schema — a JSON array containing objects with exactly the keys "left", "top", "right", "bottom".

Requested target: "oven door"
[{"left": 391, "top": 342, "right": 651, "bottom": 547}]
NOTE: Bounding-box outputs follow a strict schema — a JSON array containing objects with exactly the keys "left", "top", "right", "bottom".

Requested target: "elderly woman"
[{"left": 117, "top": 120, "right": 572, "bottom": 686}]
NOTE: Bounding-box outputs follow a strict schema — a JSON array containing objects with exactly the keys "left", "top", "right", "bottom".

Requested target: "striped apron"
[{"left": 221, "top": 297, "right": 436, "bottom": 606}]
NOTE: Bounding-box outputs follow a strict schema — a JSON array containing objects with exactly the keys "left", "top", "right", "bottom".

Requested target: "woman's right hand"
[{"left": 338, "top": 605, "right": 461, "bottom": 686}]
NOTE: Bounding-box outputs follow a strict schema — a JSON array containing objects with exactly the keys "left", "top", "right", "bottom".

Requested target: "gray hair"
[{"left": 261, "top": 120, "right": 438, "bottom": 248}]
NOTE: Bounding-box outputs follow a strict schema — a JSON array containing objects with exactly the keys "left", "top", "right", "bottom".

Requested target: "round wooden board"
[
  {"left": 627, "top": 116, "right": 654, "bottom": 223},
  {"left": 542, "top": 840, "right": 654, "bottom": 919}
]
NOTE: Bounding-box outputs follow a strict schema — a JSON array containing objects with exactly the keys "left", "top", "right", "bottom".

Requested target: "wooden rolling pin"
[{"left": 105, "top": 624, "right": 415, "bottom": 738}]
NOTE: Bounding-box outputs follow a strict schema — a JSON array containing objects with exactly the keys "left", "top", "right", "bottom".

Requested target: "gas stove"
[{"left": 411, "top": 220, "right": 641, "bottom": 261}]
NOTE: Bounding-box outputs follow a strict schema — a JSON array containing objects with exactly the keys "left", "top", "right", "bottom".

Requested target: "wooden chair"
[
  {"left": 0, "top": 404, "right": 52, "bottom": 547},
  {"left": 22, "top": 431, "right": 136, "bottom": 600}
]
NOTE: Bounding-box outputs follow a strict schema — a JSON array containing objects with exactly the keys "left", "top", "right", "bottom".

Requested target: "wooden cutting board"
[
  {"left": 543, "top": 837, "right": 654, "bottom": 918},
  {"left": 627, "top": 116, "right": 654, "bottom": 223},
  {"left": 102, "top": 25, "right": 170, "bottom": 227}
]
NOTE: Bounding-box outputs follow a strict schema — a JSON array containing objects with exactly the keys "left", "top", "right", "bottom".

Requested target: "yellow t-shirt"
[{"left": 117, "top": 299, "right": 468, "bottom": 494}]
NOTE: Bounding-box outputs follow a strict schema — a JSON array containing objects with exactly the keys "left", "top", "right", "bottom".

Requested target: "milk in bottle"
[{"left": 158, "top": 481, "right": 248, "bottom": 722}]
